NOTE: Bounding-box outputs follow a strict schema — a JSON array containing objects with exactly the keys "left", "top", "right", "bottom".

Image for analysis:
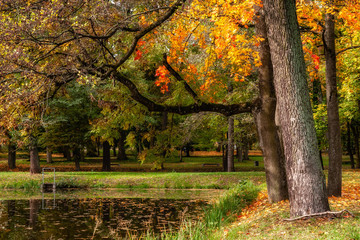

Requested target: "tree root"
[{"left": 284, "top": 209, "right": 355, "bottom": 221}]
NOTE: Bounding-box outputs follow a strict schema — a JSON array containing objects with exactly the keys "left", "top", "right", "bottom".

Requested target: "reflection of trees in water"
[
  {"left": 0, "top": 198, "right": 207, "bottom": 239},
  {"left": 29, "top": 199, "right": 41, "bottom": 228}
]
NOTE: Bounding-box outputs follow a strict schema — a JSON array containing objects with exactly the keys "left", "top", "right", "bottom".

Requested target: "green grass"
[{"left": 0, "top": 171, "right": 266, "bottom": 191}]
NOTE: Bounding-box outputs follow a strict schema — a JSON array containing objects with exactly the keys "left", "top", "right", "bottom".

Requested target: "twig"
[{"left": 284, "top": 209, "right": 355, "bottom": 222}]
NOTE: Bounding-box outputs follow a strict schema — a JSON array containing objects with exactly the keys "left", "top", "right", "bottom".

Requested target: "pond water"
[{"left": 0, "top": 189, "right": 223, "bottom": 239}]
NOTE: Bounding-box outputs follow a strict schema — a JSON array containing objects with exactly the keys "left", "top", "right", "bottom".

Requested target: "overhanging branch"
[{"left": 112, "top": 71, "right": 253, "bottom": 116}]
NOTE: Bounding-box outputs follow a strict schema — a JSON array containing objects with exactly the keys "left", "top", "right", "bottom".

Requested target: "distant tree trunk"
[
  {"left": 253, "top": 6, "right": 288, "bottom": 203},
  {"left": 222, "top": 144, "right": 228, "bottom": 172},
  {"left": 8, "top": 142, "right": 16, "bottom": 169},
  {"left": 46, "top": 147, "right": 53, "bottom": 163},
  {"left": 325, "top": 4, "right": 342, "bottom": 197},
  {"left": 242, "top": 142, "right": 249, "bottom": 160},
  {"left": 86, "top": 140, "right": 98, "bottom": 157},
  {"left": 73, "top": 147, "right": 81, "bottom": 171},
  {"left": 63, "top": 146, "right": 72, "bottom": 161},
  {"left": 117, "top": 130, "right": 128, "bottom": 161},
  {"left": 263, "top": 0, "right": 330, "bottom": 216},
  {"left": 227, "top": 116, "right": 235, "bottom": 172},
  {"left": 102, "top": 141, "right": 111, "bottom": 171},
  {"left": 351, "top": 123, "right": 360, "bottom": 168},
  {"left": 180, "top": 148, "right": 183, "bottom": 162},
  {"left": 112, "top": 139, "right": 118, "bottom": 157},
  {"left": 237, "top": 143, "right": 243, "bottom": 162},
  {"left": 347, "top": 122, "right": 355, "bottom": 169},
  {"left": 185, "top": 146, "right": 190, "bottom": 157},
  {"left": 96, "top": 137, "right": 101, "bottom": 156},
  {"left": 29, "top": 136, "right": 41, "bottom": 174}
]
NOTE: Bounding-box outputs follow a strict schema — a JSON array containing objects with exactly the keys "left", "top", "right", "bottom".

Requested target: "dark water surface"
[{"left": 0, "top": 189, "right": 222, "bottom": 239}]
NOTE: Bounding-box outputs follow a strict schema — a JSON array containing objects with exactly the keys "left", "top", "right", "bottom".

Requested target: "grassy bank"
[
  {"left": 221, "top": 170, "right": 360, "bottom": 240},
  {"left": 0, "top": 171, "right": 265, "bottom": 191}
]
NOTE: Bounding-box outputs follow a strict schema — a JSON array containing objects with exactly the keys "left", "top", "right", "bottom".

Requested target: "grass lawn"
[{"left": 0, "top": 171, "right": 266, "bottom": 190}]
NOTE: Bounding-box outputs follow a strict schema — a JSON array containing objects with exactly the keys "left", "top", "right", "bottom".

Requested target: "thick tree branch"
[
  {"left": 162, "top": 54, "right": 200, "bottom": 104},
  {"left": 112, "top": 71, "right": 253, "bottom": 116}
]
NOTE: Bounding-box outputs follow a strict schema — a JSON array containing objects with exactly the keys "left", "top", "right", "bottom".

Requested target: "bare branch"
[
  {"left": 336, "top": 46, "right": 360, "bottom": 56},
  {"left": 284, "top": 210, "right": 355, "bottom": 221}
]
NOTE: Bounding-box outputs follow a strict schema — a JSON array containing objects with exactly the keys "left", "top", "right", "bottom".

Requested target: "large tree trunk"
[
  {"left": 8, "top": 142, "right": 16, "bottom": 169},
  {"left": 253, "top": 7, "right": 288, "bottom": 202},
  {"left": 324, "top": 4, "right": 342, "bottom": 197},
  {"left": 102, "top": 141, "right": 111, "bottom": 171},
  {"left": 263, "top": 0, "right": 330, "bottom": 217},
  {"left": 347, "top": 122, "right": 355, "bottom": 169},
  {"left": 29, "top": 136, "right": 41, "bottom": 174},
  {"left": 227, "top": 116, "right": 235, "bottom": 172},
  {"left": 117, "top": 130, "right": 128, "bottom": 161}
]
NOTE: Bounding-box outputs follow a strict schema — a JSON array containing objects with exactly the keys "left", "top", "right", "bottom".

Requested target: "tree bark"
[
  {"left": 237, "top": 143, "right": 243, "bottom": 162},
  {"left": 73, "top": 147, "right": 81, "bottom": 171},
  {"left": 117, "top": 130, "right": 128, "bottom": 161},
  {"left": 86, "top": 140, "right": 98, "bottom": 157},
  {"left": 263, "top": 0, "right": 330, "bottom": 217},
  {"left": 351, "top": 123, "right": 360, "bottom": 168},
  {"left": 46, "top": 147, "right": 53, "bottom": 163},
  {"left": 222, "top": 144, "right": 228, "bottom": 172},
  {"left": 63, "top": 146, "right": 72, "bottom": 161},
  {"left": 227, "top": 116, "right": 235, "bottom": 172},
  {"left": 253, "top": 7, "right": 288, "bottom": 202},
  {"left": 324, "top": 4, "right": 342, "bottom": 197},
  {"left": 347, "top": 122, "right": 355, "bottom": 169},
  {"left": 242, "top": 141, "right": 249, "bottom": 160},
  {"left": 8, "top": 142, "right": 16, "bottom": 169},
  {"left": 102, "top": 141, "right": 111, "bottom": 171},
  {"left": 29, "top": 136, "right": 41, "bottom": 174},
  {"left": 112, "top": 139, "right": 118, "bottom": 157}
]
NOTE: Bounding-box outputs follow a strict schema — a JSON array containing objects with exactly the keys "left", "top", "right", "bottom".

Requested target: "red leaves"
[
  {"left": 155, "top": 65, "right": 170, "bottom": 93},
  {"left": 311, "top": 54, "right": 320, "bottom": 70},
  {"left": 134, "top": 50, "right": 142, "bottom": 61},
  {"left": 134, "top": 40, "right": 146, "bottom": 61}
]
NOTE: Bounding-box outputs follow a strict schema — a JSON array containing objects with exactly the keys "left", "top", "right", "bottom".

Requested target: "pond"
[{"left": 0, "top": 189, "right": 224, "bottom": 239}]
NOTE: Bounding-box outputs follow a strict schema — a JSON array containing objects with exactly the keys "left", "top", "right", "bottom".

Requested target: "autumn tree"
[
  {"left": 0, "top": 0, "right": 287, "bottom": 200},
  {"left": 263, "top": 0, "right": 330, "bottom": 217}
]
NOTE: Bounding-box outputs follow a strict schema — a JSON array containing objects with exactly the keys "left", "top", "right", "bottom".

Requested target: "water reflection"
[{"left": 0, "top": 197, "right": 208, "bottom": 239}]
